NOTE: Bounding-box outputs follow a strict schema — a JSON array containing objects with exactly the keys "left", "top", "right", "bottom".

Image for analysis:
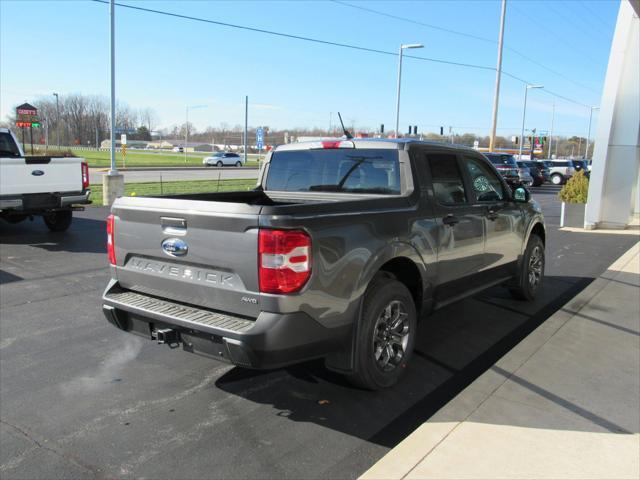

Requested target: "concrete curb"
[{"left": 361, "top": 241, "right": 640, "bottom": 480}]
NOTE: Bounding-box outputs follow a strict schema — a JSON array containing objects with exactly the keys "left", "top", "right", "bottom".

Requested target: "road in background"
[
  {"left": 1, "top": 187, "right": 637, "bottom": 479},
  {"left": 89, "top": 167, "right": 259, "bottom": 184}
]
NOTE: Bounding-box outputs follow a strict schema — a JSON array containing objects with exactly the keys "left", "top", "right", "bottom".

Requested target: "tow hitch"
[{"left": 152, "top": 328, "right": 180, "bottom": 348}]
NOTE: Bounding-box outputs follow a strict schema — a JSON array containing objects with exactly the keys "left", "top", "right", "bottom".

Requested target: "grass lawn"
[
  {"left": 90, "top": 178, "right": 257, "bottom": 206},
  {"left": 74, "top": 148, "right": 261, "bottom": 168}
]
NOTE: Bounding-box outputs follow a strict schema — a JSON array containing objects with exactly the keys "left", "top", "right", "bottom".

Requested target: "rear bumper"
[
  {"left": 0, "top": 190, "right": 91, "bottom": 213},
  {"left": 102, "top": 281, "right": 347, "bottom": 369}
]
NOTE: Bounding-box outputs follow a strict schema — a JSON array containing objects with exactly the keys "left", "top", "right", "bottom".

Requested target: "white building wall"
[{"left": 585, "top": 1, "right": 640, "bottom": 229}]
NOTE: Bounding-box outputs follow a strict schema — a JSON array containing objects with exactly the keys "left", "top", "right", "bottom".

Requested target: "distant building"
[{"left": 99, "top": 139, "right": 148, "bottom": 149}]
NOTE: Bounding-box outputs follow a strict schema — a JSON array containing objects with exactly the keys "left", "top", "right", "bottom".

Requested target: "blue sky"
[{"left": 0, "top": 0, "right": 619, "bottom": 137}]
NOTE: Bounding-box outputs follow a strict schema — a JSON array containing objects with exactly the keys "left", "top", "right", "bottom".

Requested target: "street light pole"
[
  {"left": 53, "top": 93, "right": 60, "bottom": 149},
  {"left": 548, "top": 101, "right": 555, "bottom": 159},
  {"left": 489, "top": 0, "right": 507, "bottom": 152},
  {"left": 184, "top": 106, "right": 188, "bottom": 163},
  {"left": 109, "top": 0, "right": 116, "bottom": 174},
  {"left": 518, "top": 84, "right": 543, "bottom": 160},
  {"left": 585, "top": 106, "right": 599, "bottom": 159},
  {"left": 244, "top": 96, "right": 248, "bottom": 164},
  {"left": 394, "top": 43, "right": 423, "bottom": 138},
  {"left": 184, "top": 104, "right": 207, "bottom": 163}
]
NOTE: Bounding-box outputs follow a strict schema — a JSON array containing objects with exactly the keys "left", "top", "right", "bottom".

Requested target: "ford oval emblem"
[
  {"left": 31, "top": 170, "right": 45, "bottom": 176},
  {"left": 161, "top": 238, "right": 188, "bottom": 257}
]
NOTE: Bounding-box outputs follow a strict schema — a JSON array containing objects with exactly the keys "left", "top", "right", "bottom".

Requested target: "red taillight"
[
  {"left": 321, "top": 141, "right": 342, "bottom": 149},
  {"left": 106, "top": 214, "right": 116, "bottom": 265},
  {"left": 259, "top": 229, "right": 311, "bottom": 294},
  {"left": 81, "top": 162, "right": 89, "bottom": 190}
]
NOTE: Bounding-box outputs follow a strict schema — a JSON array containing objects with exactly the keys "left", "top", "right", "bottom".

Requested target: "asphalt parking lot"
[{"left": 1, "top": 185, "right": 637, "bottom": 479}]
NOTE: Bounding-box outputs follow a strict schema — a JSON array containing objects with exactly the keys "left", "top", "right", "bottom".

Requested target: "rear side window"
[
  {"left": 0, "top": 132, "right": 21, "bottom": 157},
  {"left": 265, "top": 149, "right": 401, "bottom": 194},
  {"left": 427, "top": 154, "right": 467, "bottom": 205}
]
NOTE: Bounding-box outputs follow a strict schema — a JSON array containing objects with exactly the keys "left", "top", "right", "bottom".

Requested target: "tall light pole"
[
  {"left": 395, "top": 43, "right": 423, "bottom": 138},
  {"left": 518, "top": 84, "right": 543, "bottom": 160},
  {"left": 585, "top": 106, "right": 599, "bottom": 159},
  {"left": 184, "top": 104, "right": 206, "bottom": 163},
  {"left": 52, "top": 93, "right": 60, "bottom": 149},
  {"left": 548, "top": 101, "right": 555, "bottom": 159},
  {"left": 109, "top": 0, "right": 116, "bottom": 174},
  {"left": 244, "top": 96, "right": 248, "bottom": 164},
  {"left": 489, "top": 0, "right": 507, "bottom": 152}
]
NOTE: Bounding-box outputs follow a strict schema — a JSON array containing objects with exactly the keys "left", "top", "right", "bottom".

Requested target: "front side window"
[
  {"left": 426, "top": 154, "right": 467, "bottom": 204},
  {"left": 463, "top": 156, "right": 506, "bottom": 202},
  {"left": 265, "top": 148, "right": 401, "bottom": 194}
]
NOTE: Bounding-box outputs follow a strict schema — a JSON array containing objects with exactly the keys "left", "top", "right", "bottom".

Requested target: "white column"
[{"left": 585, "top": 1, "right": 640, "bottom": 229}]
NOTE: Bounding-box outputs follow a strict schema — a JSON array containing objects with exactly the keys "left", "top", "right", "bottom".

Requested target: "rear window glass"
[
  {"left": 484, "top": 154, "right": 517, "bottom": 167},
  {"left": 265, "top": 149, "right": 401, "bottom": 194},
  {"left": 0, "top": 132, "right": 21, "bottom": 157}
]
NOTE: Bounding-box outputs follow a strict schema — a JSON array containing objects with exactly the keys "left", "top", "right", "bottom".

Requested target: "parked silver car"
[
  {"left": 517, "top": 165, "right": 534, "bottom": 187},
  {"left": 203, "top": 152, "right": 244, "bottom": 167}
]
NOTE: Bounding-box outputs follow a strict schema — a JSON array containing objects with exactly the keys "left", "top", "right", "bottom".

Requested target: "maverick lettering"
[{"left": 129, "top": 258, "right": 234, "bottom": 287}]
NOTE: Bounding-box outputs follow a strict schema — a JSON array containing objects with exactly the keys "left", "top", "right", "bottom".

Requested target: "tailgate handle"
[{"left": 161, "top": 217, "right": 187, "bottom": 235}]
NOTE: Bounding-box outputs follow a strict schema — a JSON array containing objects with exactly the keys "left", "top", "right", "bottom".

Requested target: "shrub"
[{"left": 558, "top": 170, "right": 589, "bottom": 204}]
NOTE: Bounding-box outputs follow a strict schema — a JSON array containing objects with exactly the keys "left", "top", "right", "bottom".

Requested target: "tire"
[
  {"left": 43, "top": 210, "right": 73, "bottom": 232},
  {"left": 509, "top": 234, "right": 545, "bottom": 301},
  {"left": 216, "top": 160, "right": 224, "bottom": 167},
  {"left": 550, "top": 174, "right": 563, "bottom": 185},
  {"left": 235, "top": 161, "right": 242, "bottom": 167},
  {"left": 348, "top": 276, "right": 417, "bottom": 390}
]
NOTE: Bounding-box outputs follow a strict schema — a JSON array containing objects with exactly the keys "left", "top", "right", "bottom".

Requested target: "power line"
[
  {"left": 332, "top": 0, "right": 601, "bottom": 95},
  {"left": 331, "top": 0, "right": 498, "bottom": 45},
  {"left": 90, "top": 0, "right": 591, "bottom": 110},
  {"left": 510, "top": 3, "right": 602, "bottom": 65},
  {"left": 90, "top": 0, "right": 494, "bottom": 71}
]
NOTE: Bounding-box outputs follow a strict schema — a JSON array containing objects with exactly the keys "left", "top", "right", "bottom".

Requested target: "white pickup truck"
[{"left": 0, "top": 128, "right": 91, "bottom": 231}]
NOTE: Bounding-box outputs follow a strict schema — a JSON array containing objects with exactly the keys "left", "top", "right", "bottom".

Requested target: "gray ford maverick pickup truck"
[{"left": 103, "top": 138, "right": 545, "bottom": 389}]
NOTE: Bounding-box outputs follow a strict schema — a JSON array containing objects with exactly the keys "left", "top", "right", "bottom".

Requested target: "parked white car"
[{"left": 203, "top": 152, "right": 244, "bottom": 167}]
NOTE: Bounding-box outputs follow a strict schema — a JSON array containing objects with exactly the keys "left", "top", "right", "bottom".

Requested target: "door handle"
[
  {"left": 486, "top": 205, "right": 501, "bottom": 221},
  {"left": 161, "top": 217, "right": 187, "bottom": 235},
  {"left": 443, "top": 214, "right": 459, "bottom": 226}
]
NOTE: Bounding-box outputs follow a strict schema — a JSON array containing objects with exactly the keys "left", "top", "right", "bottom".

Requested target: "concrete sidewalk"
[{"left": 362, "top": 241, "right": 640, "bottom": 480}]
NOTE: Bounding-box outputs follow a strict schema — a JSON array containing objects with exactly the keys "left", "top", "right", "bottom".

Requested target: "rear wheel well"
[{"left": 376, "top": 257, "right": 422, "bottom": 313}]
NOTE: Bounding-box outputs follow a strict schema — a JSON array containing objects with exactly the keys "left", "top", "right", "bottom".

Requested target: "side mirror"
[{"left": 513, "top": 187, "right": 530, "bottom": 203}]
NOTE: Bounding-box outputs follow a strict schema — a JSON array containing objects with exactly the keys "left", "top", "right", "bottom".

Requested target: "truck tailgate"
[
  {"left": 0, "top": 157, "right": 83, "bottom": 195},
  {"left": 111, "top": 196, "right": 262, "bottom": 318}
]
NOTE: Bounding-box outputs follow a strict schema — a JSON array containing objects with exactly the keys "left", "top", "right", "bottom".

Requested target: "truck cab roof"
[{"left": 275, "top": 137, "right": 479, "bottom": 153}]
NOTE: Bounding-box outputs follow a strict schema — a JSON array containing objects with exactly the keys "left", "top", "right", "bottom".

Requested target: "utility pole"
[
  {"left": 489, "top": 0, "right": 507, "bottom": 152},
  {"left": 244, "top": 96, "right": 248, "bottom": 164},
  {"left": 548, "top": 101, "right": 555, "bottom": 159}
]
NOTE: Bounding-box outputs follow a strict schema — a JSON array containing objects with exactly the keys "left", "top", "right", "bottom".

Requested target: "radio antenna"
[{"left": 337, "top": 112, "right": 353, "bottom": 139}]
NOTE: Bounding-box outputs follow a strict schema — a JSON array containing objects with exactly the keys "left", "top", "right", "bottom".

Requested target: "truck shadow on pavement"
[
  {"left": 0, "top": 216, "right": 106, "bottom": 254},
  {"left": 216, "top": 275, "right": 593, "bottom": 448}
]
